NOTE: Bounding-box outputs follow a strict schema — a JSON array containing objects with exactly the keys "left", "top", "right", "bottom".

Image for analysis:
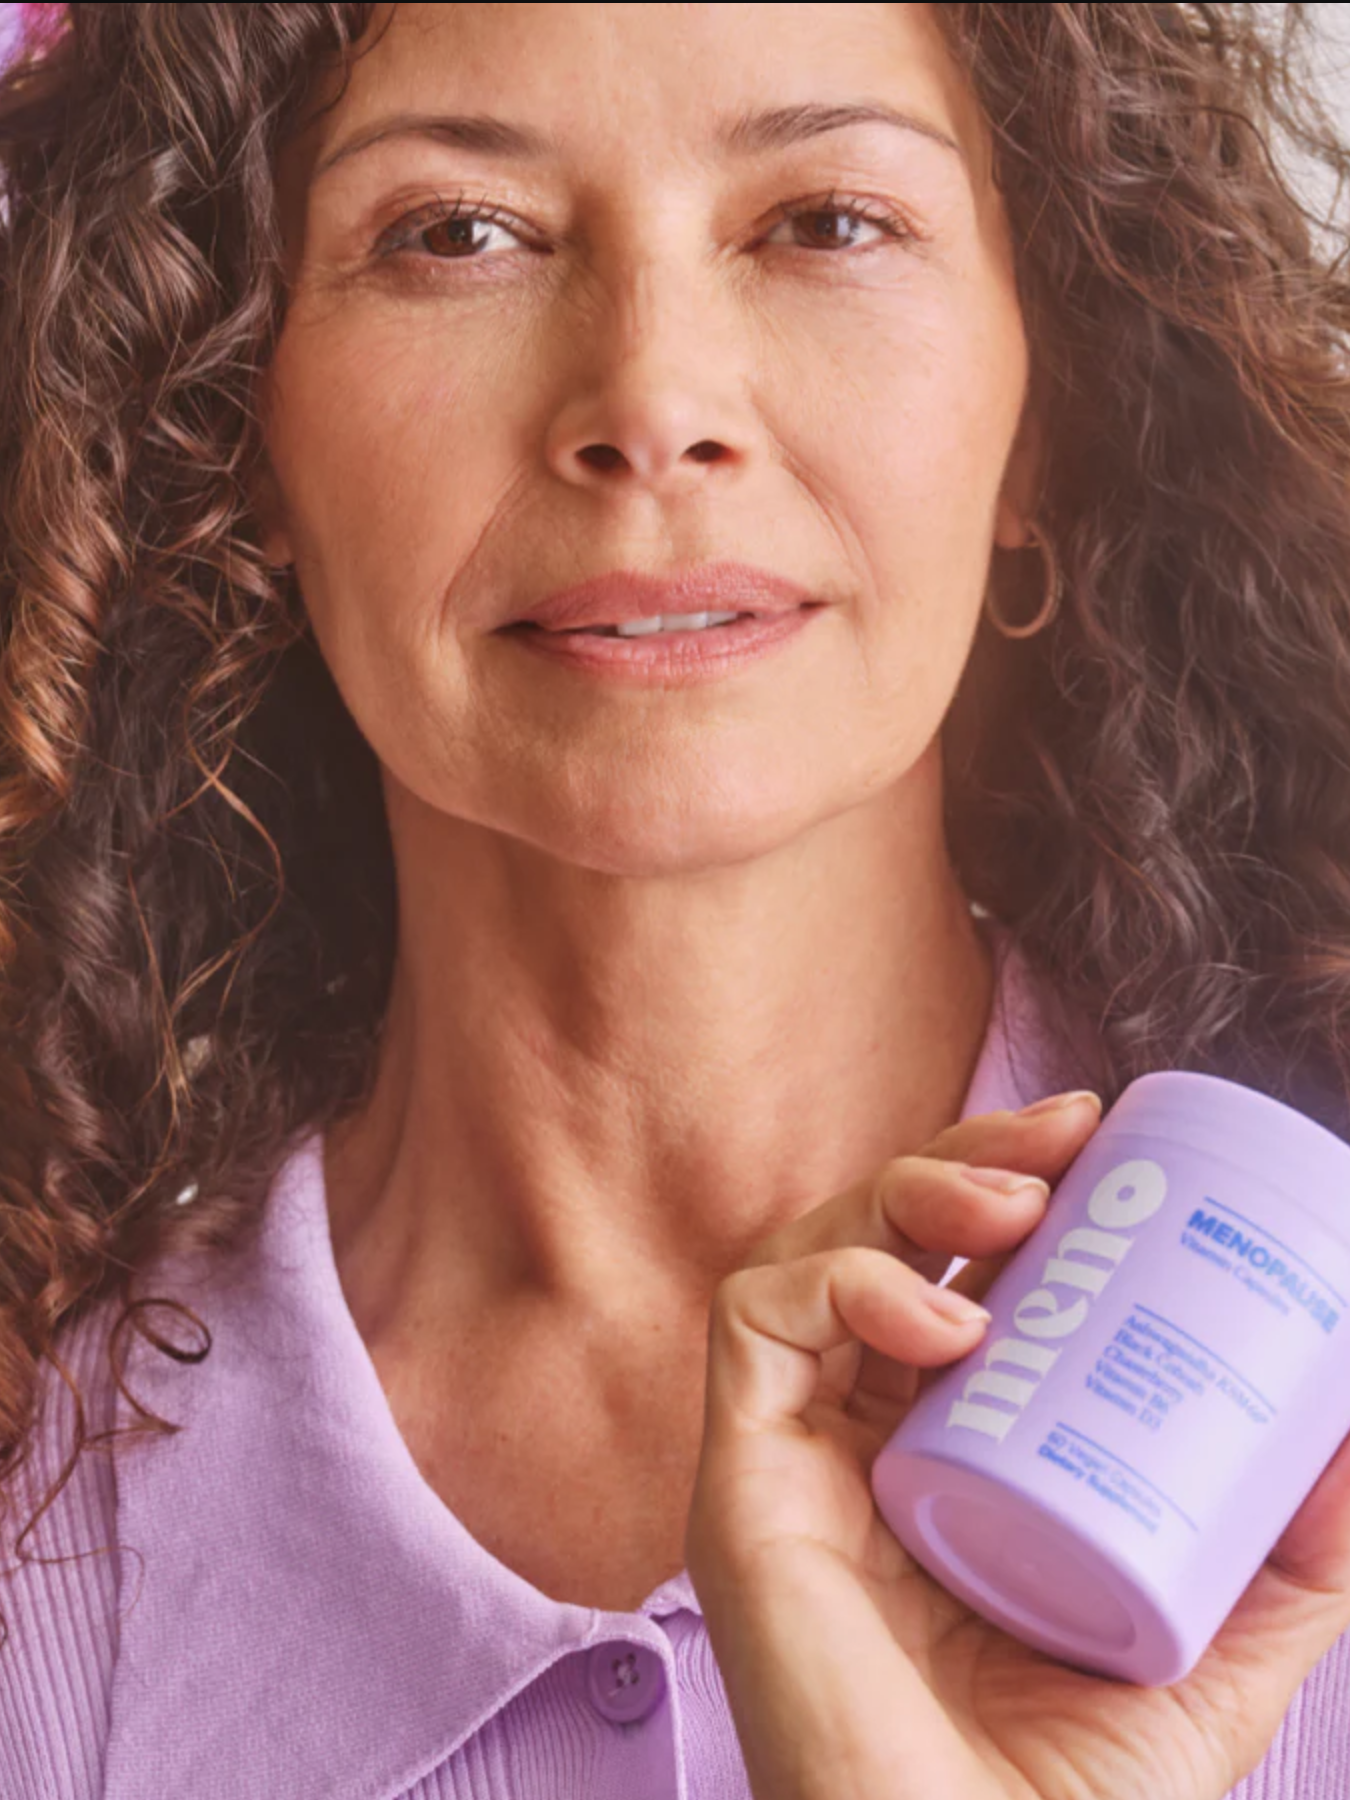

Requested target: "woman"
[{"left": 2, "top": 2, "right": 1350, "bottom": 1795}]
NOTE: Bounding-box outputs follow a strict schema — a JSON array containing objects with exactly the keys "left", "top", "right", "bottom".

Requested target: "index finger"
[{"left": 743, "top": 1089, "right": 1104, "bottom": 1284}]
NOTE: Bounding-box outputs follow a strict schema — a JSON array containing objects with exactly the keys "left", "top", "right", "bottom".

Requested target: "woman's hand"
[{"left": 684, "top": 1090, "right": 1350, "bottom": 1800}]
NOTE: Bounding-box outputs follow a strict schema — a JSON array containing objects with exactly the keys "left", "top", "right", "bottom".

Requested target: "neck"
[{"left": 324, "top": 749, "right": 996, "bottom": 1356}]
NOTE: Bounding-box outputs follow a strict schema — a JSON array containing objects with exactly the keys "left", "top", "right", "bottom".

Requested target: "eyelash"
[{"left": 373, "top": 187, "right": 919, "bottom": 268}]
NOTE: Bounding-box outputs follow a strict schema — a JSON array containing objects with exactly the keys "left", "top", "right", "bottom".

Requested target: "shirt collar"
[{"left": 100, "top": 918, "right": 1097, "bottom": 1800}]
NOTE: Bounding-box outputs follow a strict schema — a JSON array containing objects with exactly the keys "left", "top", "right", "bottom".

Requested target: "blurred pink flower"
[{"left": 17, "top": 3, "right": 68, "bottom": 56}]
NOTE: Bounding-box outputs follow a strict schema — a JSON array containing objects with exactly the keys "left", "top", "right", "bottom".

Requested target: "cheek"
[
  {"left": 269, "top": 338, "right": 494, "bottom": 539},
  {"left": 807, "top": 290, "right": 1028, "bottom": 653},
  {"left": 835, "top": 280, "right": 1025, "bottom": 501},
  {"left": 262, "top": 318, "right": 529, "bottom": 666}
]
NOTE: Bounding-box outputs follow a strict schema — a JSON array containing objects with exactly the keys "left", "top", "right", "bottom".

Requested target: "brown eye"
[
  {"left": 794, "top": 208, "right": 863, "bottom": 249},
  {"left": 765, "top": 195, "right": 914, "bottom": 254},
  {"left": 373, "top": 189, "right": 916, "bottom": 274},
  {"left": 377, "top": 199, "right": 529, "bottom": 262},
  {"left": 422, "top": 214, "right": 498, "bottom": 258}
]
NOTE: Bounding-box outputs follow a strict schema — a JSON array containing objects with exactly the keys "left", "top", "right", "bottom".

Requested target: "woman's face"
[{"left": 258, "top": 2, "right": 1033, "bottom": 876}]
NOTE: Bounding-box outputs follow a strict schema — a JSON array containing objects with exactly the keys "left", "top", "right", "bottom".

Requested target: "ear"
[
  {"left": 246, "top": 444, "right": 296, "bottom": 571},
  {"left": 992, "top": 400, "right": 1045, "bottom": 551},
  {"left": 245, "top": 366, "right": 296, "bottom": 568}
]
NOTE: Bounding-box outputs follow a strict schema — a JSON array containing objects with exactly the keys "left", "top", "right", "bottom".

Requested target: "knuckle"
[
  {"left": 711, "top": 1263, "right": 771, "bottom": 1325},
  {"left": 831, "top": 1242, "right": 896, "bottom": 1289},
  {"left": 873, "top": 1152, "right": 926, "bottom": 1208},
  {"left": 738, "top": 1228, "right": 785, "bottom": 1271},
  {"left": 713, "top": 1265, "right": 755, "bottom": 1310},
  {"left": 916, "top": 1117, "right": 985, "bottom": 1159},
  {"left": 872, "top": 1152, "right": 954, "bottom": 1226}
]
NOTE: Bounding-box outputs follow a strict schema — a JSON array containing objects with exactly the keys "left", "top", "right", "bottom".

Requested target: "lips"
[{"left": 501, "top": 561, "right": 818, "bottom": 632}]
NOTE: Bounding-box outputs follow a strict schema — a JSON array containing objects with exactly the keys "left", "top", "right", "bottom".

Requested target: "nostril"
[{"left": 578, "top": 444, "right": 626, "bottom": 472}]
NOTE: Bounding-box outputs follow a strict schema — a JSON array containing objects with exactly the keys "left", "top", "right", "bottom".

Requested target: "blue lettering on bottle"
[{"left": 1185, "top": 1208, "right": 1340, "bottom": 1333}]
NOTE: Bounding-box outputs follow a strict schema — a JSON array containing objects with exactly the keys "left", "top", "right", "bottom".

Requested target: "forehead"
[{"left": 289, "top": 3, "right": 990, "bottom": 183}]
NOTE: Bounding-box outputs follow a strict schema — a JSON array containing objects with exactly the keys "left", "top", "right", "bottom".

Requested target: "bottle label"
[
  {"left": 945, "top": 1157, "right": 1168, "bottom": 1442},
  {"left": 932, "top": 1132, "right": 1350, "bottom": 1556}
]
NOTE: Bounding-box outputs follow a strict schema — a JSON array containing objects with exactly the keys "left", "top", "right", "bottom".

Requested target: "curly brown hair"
[{"left": 1, "top": 0, "right": 1349, "bottom": 1648}]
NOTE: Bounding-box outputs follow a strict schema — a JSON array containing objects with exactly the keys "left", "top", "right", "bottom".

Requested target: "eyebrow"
[{"left": 311, "top": 100, "right": 965, "bottom": 184}]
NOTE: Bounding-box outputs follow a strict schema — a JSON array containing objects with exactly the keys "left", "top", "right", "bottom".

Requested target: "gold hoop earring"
[{"left": 983, "top": 521, "right": 1063, "bottom": 641}]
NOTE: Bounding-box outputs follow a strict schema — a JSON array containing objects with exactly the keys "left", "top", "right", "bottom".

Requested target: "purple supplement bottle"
[{"left": 870, "top": 1070, "right": 1350, "bottom": 1686}]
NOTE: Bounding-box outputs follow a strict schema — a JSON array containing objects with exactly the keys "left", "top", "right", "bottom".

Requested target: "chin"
[{"left": 522, "top": 784, "right": 822, "bottom": 878}]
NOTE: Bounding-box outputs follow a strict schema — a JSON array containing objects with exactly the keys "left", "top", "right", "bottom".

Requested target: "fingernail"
[
  {"left": 959, "top": 1164, "right": 1051, "bottom": 1199},
  {"left": 925, "top": 1284, "right": 993, "bottom": 1325},
  {"left": 1017, "top": 1089, "right": 1102, "bottom": 1119}
]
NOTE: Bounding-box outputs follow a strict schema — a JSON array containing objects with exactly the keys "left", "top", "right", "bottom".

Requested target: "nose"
[
  {"left": 573, "top": 435, "right": 733, "bottom": 479},
  {"left": 542, "top": 262, "right": 756, "bottom": 495}
]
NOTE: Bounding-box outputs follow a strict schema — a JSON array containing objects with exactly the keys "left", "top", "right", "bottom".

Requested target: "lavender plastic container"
[{"left": 870, "top": 1070, "right": 1350, "bottom": 1686}]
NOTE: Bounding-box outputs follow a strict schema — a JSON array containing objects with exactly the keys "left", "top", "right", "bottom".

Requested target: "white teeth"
[{"left": 614, "top": 610, "right": 743, "bottom": 637}]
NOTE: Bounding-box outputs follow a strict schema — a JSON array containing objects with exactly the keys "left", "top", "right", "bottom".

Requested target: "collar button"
[{"left": 584, "top": 1642, "right": 668, "bottom": 1724}]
